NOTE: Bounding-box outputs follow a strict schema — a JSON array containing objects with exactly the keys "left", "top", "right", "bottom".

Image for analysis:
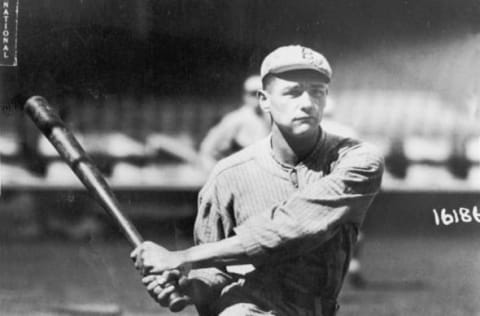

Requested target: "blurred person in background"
[
  {"left": 199, "top": 75, "right": 271, "bottom": 170},
  {"left": 132, "top": 45, "right": 384, "bottom": 316}
]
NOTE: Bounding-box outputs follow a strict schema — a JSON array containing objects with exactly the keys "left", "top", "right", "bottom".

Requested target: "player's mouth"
[{"left": 293, "top": 116, "right": 315, "bottom": 122}]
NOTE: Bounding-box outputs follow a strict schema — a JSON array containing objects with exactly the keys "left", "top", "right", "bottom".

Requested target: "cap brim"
[{"left": 268, "top": 65, "right": 331, "bottom": 83}]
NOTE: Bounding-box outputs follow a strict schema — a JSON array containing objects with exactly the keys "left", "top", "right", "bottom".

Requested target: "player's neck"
[{"left": 270, "top": 125, "right": 320, "bottom": 166}]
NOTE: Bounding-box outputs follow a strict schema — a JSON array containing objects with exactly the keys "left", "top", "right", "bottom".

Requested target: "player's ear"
[{"left": 258, "top": 89, "right": 271, "bottom": 113}]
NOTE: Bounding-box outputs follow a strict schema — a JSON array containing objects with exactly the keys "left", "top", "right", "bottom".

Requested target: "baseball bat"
[{"left": 24, "top": 96, "right": 189, "bottom": 312}]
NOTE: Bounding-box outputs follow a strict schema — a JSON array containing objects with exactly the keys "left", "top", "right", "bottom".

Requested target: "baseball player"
[
  {"left": 199, "top": 75, "right": 270, "bottom": 170},
  {"left": 132, "top": 45, "right": 384, "bottom": 316}
]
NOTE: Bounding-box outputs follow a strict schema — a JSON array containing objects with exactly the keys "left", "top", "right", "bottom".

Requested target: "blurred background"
[{"left": 0, "top": 0, "right": 479, "bottom": 315}]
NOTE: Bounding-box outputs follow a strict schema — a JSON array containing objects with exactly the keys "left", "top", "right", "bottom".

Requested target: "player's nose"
[{"left": 298, "top": 91, "right": 315, "bottom": 111}]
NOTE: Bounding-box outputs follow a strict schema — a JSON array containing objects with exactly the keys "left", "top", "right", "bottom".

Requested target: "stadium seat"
[
  {"left": 404, "top": 136, "right": 452, "bottom": 162},
  {"left": 45, "top": 161, "right": 81, "bottom": 185},
  {"left": 405, "top": 165, "right": 465, "bottom": 190},
  {"left": 0, "top": 134, "right": 19, "bottom": 156},
  {"left": 467, "top": 166, "right": 480, "bottom": 188},
  {"left": 465, "top": 136, "right": 480, "bottom": 163},
  {"left": 81, "top": 132, "right": 147, "bottom": 158},
  {"left": 0, "top": 162, "right": 44, "bottom": 186},
  {"left": 109, "top": 162, "right": 144, "bottom": 186}
]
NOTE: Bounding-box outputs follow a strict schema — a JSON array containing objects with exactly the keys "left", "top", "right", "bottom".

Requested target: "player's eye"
[
  {"left": 309, "top": 87, "right": 327, "bottom": 98},
  {"left": 284, "top": 87, "right": 304, "bottom": 97}
]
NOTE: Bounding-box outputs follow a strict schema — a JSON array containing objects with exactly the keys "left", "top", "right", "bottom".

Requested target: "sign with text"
[{"left": 1, "top": 0, "right": 18, "bottom": 66}]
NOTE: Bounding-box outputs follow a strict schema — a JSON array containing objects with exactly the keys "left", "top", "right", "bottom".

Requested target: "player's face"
[
  {"left": 260, "top": 71, "right": 328, "bottom": 136},
  {"left": 243, "top": 90, "right": 259, "bottom": 108}
]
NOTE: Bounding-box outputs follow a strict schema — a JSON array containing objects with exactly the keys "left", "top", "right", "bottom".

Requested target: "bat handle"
[
  {"left": 133, "top": 241, "right": 190, "bottom": 311},
  {"left": 168, "top": 290, "right": 191, "bottom": 312}
]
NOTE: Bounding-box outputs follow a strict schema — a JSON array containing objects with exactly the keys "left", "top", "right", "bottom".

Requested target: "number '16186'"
[{"left": 433, "top": 206, "right": 480, "bottom": 226}]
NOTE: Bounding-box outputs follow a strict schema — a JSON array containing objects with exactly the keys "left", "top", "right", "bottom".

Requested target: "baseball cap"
[{"left": 260, "top": 45, "right": 332, "bottom": 83}]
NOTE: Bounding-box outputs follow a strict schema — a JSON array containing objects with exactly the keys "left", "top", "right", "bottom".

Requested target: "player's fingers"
[
  {"left": 130, "top": 248, "right": 138, "bottom": 262},
  {"left": 152, "top": 285, "right": 163, "bottom": 295},
  {"left": 178, "top": 274, "right": 191, "bottom": 289},
  {"left": 143, "top": 241, "right": 156, "bottom": 249},
  {"left": 156, "top": 284, "right": 176, "bottom": 307},
  {"left": 135, "top": 249, "right": 145, "bottom": 270},
  {"left": 161, "top": 270, "right": 181, "bottom": 284},
  {"left": 142, "top": 259, "right": 159, "bottom": 276},
  {"left": 130, "top": 244, "right": 143, "bottom": 259},
  {"left": 147, "top": 285, "right": 163, "bottom": 301},
  {"left": 147, "top": 278, "right": 162, "bottom": 291},
  {"left": 142, "top": 275, "right": 157, "bottom": 285}
]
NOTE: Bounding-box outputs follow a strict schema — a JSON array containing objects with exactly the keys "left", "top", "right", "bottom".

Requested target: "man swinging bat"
[{"left": 132, "top": 45, "right": 384, "bottom": 316}]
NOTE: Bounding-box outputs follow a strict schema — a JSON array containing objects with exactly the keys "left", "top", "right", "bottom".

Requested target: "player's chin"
[{"left": 291, "top": 122, "right": 318, "bottom": 135}]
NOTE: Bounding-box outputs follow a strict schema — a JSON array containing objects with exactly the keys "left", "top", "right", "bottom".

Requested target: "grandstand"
[{"left": 0, "top": 0, "right": 479, "bottom": 213}]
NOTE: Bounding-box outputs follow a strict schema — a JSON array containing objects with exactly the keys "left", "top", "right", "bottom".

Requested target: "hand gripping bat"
[{"left": 24, "top": 96, "right": 189, "bottom": 312}]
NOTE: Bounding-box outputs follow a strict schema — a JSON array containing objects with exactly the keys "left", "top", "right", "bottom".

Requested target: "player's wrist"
[
  {"left": 178, "top": 244, "right": 218, "bottom": 268},
  {"left": 176, "top": 250, "right": 191, "bottom": 269}
]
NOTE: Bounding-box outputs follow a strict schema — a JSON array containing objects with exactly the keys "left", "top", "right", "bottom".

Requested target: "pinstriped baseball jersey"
[{"left": 189, "top": 128, "right": 384, "bottom": 315}]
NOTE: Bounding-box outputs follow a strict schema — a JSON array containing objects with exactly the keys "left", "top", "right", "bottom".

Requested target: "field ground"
[
  {"left": 1, "top": 190, "right": 479, "bottom": 315},
  {"left": 1, "top": 232, "right": 479, "bottom": 316}
]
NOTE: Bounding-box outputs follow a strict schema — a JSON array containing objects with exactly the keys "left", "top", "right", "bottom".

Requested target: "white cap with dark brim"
[{"left": 260, "top": 45, "right": 332, "bottom": 83}]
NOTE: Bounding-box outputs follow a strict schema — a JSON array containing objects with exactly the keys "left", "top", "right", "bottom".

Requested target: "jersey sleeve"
[
  {"left": 188, "top": 169, "right": 236, "bottom": 297},
  {"left": 233, "top": 142, "right": 384, "bottom": 258}
]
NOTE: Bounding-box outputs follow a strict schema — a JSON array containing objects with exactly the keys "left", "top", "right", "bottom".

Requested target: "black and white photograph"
[{"left": 0, "top": 1, "right": 479, "bottom": 315}]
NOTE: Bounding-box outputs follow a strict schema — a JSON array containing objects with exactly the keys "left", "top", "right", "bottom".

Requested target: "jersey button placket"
[{"left": 289, "top": 168, "right": 299, "bottom": 188}]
